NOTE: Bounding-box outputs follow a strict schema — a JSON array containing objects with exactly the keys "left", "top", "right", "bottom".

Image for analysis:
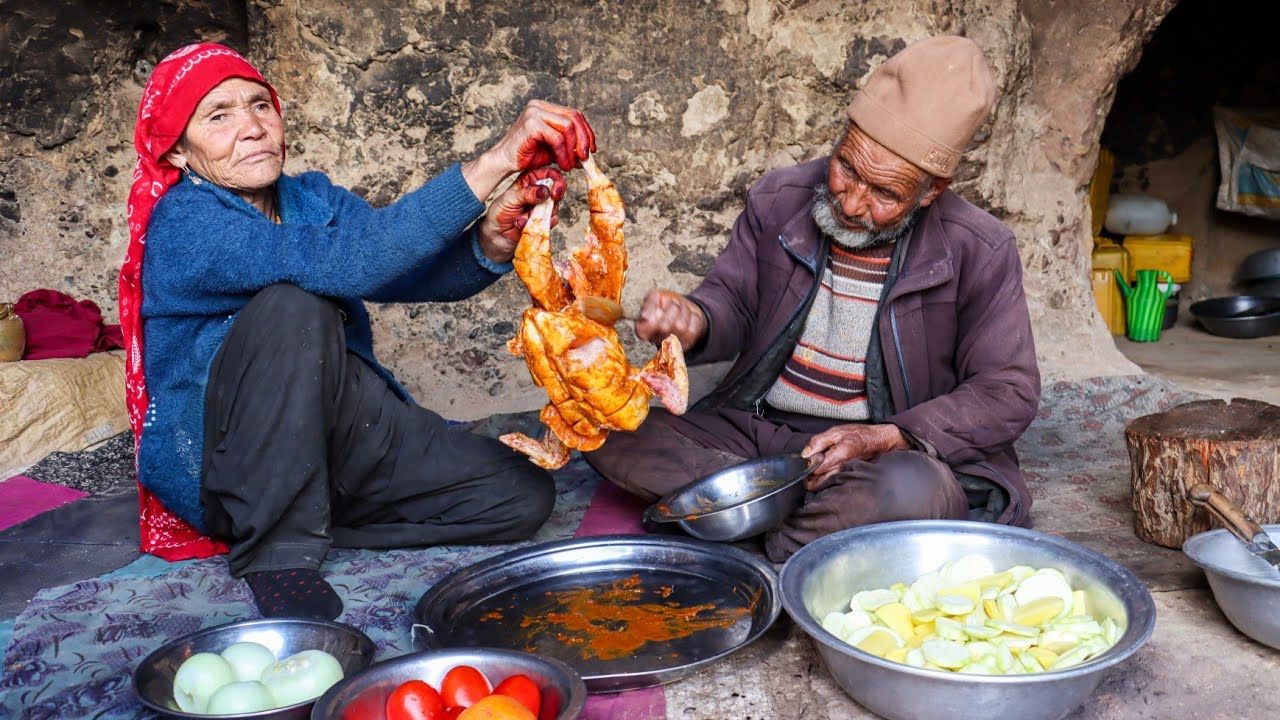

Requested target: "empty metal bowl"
[
  {"left": 311, "top": 648, "right": 587, "bottom": 720},
  {"left": 1189, "top": 296, "right": 1280, "bottom": 338},
  {"left": 780, "top": 521, "right": 1156, "bottom": 720},
  {"left": 1183, "top": 525, "right": 1280, "bottom": 650},
  {"left": 643, "top": 453, "right": 814, "bottom": 542},
  {"left": 133, "top": 618, "right": 376, "bottom": 719}
]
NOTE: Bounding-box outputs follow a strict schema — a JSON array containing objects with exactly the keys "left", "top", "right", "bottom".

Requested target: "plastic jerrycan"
[
  {"left": 1104, "top": 194, "right": 1177, "bottom": 236},
  {"left": 1115, "top": 269, "right": 1174, "bottom": 342}
]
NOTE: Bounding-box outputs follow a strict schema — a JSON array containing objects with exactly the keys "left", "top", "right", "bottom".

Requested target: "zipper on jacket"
[
  {"left": 889, "top": 304, "right": 912, "bottom": 408},
  {"left": 724, "top": 234, "right": 824, "bottom": 413}
]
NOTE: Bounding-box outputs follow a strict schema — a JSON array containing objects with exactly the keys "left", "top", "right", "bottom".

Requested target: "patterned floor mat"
[{"left": 0, "top": 375, "right": 1208, "bottom": 719}]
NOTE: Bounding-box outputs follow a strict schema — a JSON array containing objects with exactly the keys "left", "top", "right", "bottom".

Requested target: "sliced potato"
[
  {"left": 852, "top": 588, "right": 900, "bottom": 612},
  {"left": 1012, "top": 597, "right": 1065, "bottom": 627},
  {"left": 874, "top": 603, "right": 915, "bottom": 640},
  {"left": 922, "top": 639, "right": 970, "bottom": 669},
  {"left": 986, "top": 619, "right": 1039, "bottom": 637},
  {"left": 937, "top": 595, "right": 975, "bottom": 616}
]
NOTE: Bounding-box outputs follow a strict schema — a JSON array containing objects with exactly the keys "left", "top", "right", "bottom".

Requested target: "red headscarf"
[{"left": 120, "top": 43, "right": 282, "bottom": 560}]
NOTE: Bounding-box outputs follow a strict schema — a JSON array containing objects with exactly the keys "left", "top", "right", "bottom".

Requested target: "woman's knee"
[
  {"left": 241, "top": 283, "right": 338, "bottom": 330},
  {"left": 498, "top": 464, "right": 556, "bottom": 539}
]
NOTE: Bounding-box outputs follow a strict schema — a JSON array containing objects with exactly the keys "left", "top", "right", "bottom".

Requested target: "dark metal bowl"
[
  {"left": 643, "top": 453, "right": 814, "bottom": 542},
  {"left": 310, "top": 648, "right": 586, "bottom": 719},
  {"left": 1189, "top": 296, "right": 1280, "bottom": 339},
  {"left": 132, "top": 618, "right": 376, "bottom": 719},
  {"left": 1238, "top": 248, "right": 1280, "bottom": 282}
]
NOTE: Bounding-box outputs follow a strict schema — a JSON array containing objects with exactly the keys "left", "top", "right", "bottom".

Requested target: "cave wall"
[{"left": 0, "top": 0, "right": 1177, "bottom": 418}]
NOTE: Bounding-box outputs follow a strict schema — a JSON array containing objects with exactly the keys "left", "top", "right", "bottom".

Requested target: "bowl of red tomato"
[{"left": 310, "top": 648, "right": 586, "bottom": 720}]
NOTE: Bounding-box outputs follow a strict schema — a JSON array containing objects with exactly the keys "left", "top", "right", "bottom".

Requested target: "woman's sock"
[{"left": 244, "top": 568, "right": 343, "bottom": 620}]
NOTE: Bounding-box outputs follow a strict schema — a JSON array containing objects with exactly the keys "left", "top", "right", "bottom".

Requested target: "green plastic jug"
[{"left": 1115, "top": 269, "right": 1174, "bottom": 342}]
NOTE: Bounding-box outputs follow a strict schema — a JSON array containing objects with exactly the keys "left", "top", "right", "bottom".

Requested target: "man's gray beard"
[{"left": 811, "top": 184, "right": 924, "bottom": 249}]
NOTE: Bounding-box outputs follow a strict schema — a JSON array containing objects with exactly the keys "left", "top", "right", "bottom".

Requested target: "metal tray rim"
[{"left": 413, "top": 534, "right": 782, "bottom": 692}]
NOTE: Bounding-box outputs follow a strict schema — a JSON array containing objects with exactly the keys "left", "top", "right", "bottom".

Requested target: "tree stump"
[{"left": 1126, "top": 398, "right": 1280, "bottom": 548}]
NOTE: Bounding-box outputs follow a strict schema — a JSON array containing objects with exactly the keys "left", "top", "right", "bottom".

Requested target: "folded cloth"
[{"left": 13, "top": 289, "right": 124, "bottom": 360}]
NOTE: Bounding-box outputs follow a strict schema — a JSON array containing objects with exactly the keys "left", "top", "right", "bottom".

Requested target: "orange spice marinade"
[{"left": 506, "top": 574, "right": 752, "bottom": 661}]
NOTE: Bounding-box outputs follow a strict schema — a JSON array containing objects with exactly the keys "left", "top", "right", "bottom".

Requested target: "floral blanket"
[{"left": 0, "top": 375, "right": 1203, "bottom": 719}]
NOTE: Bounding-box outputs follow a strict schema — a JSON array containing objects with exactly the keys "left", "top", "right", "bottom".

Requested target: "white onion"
[
  {"left": 259, "top": 649, "right": 344, "bottom": 707},
  {"left": 206, "top": 680, "right": 276, "bottom": 714},
  {"left": 220, "top": 641, "right": 277, "bottom": 682},
  {"left": 172, "top": 652, "right": 236, "bottom": 713}
]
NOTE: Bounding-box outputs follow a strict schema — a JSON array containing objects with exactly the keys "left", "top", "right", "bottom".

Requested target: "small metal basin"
[
  {"left": 132, "top": 618, "right": 376, "bottom": 720},
  {"left": 780, "top": 521, "right": 1156, "bottom": 720},
  {"left": 1184, "top": 525, "right": 1280, "bottom": 650},
  {"left": 311, "top": 648, "right": 586, "bottom": 720},
  {"left": 643, "top": 453, "right": 814, "bottom": 542}
]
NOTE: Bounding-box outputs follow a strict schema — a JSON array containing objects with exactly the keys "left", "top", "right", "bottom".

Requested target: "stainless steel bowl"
[
  {"left": 643, "top": 453, "right": 813, "bottom": 542},
  {"left": 133, "top": 618, "right": 376, "bottom": 719},
  {"left": 780, "top": 521, "right": 1156, "bottom": 720},
  {"left": 311, "top": 648, "right": 587, "bottom": 720},
  {"left": 1183, "top": 525, "right": 1280, "bottom": 649}
]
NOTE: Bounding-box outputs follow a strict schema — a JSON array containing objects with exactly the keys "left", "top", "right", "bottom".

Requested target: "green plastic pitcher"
[{"left": 1115, "top": 269, "right": 1174, "bottom": 342}]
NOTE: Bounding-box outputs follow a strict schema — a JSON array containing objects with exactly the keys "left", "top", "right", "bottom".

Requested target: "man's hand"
[
  {"left": 477, "top": 168, "right": 567, "bottom": 264},
  {"left": 634, "top": 290, "right": 707, "bottom": 350},
  {"left": 801, "top": 423, "right": 910, "bottom": 490},
  {"left": 462, "top": 100, "right": 596, "bottom": 202}
]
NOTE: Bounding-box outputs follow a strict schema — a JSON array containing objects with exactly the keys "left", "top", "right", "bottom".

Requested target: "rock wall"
[{"left": 0, "top": 0, "right": 1176, "bottom": 418}]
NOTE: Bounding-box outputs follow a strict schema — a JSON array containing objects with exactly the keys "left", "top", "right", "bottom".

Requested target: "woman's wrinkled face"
[{"left": 166, "top": 78, "right": 284, "bottom": 195}]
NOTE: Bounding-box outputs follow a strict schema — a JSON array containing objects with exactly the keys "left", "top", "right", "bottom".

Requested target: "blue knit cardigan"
[{"left": 139, "top": 164, "right": 509, "bottom": 530}]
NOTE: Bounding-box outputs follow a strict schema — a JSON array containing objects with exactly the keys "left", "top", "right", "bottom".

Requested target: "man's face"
[
  {"left": 166, "top": 78, "right": 285, "bottom": 196},
  {"left": 816, "top": 124, "right": 947, "bottom": 247}
]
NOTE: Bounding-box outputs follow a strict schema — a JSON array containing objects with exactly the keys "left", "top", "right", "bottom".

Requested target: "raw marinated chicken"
[{"left": 501, "top": 157, "right": 689, "bottom": 469}]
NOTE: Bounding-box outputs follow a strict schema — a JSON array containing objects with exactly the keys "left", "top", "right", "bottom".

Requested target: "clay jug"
[
  {"left": 0, "top": 304, "right": 23, "bottom": 361},
  {"left": 1115, "top": 269, "right": 1174, "bottom": 342}
]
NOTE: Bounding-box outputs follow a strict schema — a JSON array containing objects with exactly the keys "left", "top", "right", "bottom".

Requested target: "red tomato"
[
  {"left": 537, "top": 687, "right": 561, "bottom": 720},
  {"left": 493, "top": 675, "right": 541, "bottom": 716},
  {"left": 440, "top": 665, "right": 492, "bottom": 709},
  {"left": 442, "top": 707, "right": 465, "bottom": 720},
  {"left": 386, "top": 680, "right": 446, "bottom": 720}
]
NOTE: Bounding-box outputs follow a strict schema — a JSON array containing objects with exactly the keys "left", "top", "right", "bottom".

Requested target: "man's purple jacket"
[{"left": 685, "top": 158, "right": 1041, "bottom": 526}]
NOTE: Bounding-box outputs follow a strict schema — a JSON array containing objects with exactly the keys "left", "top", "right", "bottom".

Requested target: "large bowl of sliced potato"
[{"left": 779, "top": 520, "right": 1155, "bottom": 720}]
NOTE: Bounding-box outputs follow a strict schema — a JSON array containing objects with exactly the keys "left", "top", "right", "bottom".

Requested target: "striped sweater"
[{"left": 763, "top": 242, "right": 893, "bottom": 419}]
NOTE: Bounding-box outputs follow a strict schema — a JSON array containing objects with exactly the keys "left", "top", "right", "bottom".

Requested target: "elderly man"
[{"left": 586, "top": 36, "right": 1040, "bottom": 561}]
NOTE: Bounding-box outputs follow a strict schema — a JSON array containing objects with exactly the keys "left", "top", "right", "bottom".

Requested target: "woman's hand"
[
  {"left": 634, "top": 290, "right": 707, "bottom": 350},
  {"left": 463, "top": 100, "right": 596, "bottom": 202},
  {"left": 477, "top": 168, "right": 567, "bottom": 264},
  {"left": 801, "top": 424, "right": 910, "bottom": 490}
]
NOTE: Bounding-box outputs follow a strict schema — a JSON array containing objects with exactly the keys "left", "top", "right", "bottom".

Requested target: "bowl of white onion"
[
  {"left": 132, "top": 618, "right": 376, "bottom": 718},
  {"left": 779, "top": 520, "right": 1155, "bottom": 720}
]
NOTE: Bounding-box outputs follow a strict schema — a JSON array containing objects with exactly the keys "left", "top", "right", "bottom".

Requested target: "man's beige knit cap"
[{"left": 847, "top": 36, "right": 996, "bottom": 178}]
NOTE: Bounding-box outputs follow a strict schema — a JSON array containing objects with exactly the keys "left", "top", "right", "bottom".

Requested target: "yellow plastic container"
[
  {"left": 1122, "top": 234, "right": 1193, "bottom": 283},
  {"left": 1091, "top": 238, "right": 1132, "bottom": 280},
  {"left": 1089, "top": 148, "right": 1115, "bottom": 237},
  {"left": 1091, "top": 269, "right": 1125, "bottom": 335}
]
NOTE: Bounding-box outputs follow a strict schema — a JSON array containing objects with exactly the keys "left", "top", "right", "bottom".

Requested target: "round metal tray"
[{"left": 412, "top": 535, "right": 781, "bottom": 693}]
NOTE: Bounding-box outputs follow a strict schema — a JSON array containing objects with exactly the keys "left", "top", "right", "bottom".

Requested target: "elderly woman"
[{"left": 121, "top": 43, "right": 594, "bottom": 620}]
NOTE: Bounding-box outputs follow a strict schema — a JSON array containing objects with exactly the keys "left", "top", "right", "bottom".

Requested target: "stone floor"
[{"left": 655, "top": 320, "right": 1279, "bottom": 720}]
